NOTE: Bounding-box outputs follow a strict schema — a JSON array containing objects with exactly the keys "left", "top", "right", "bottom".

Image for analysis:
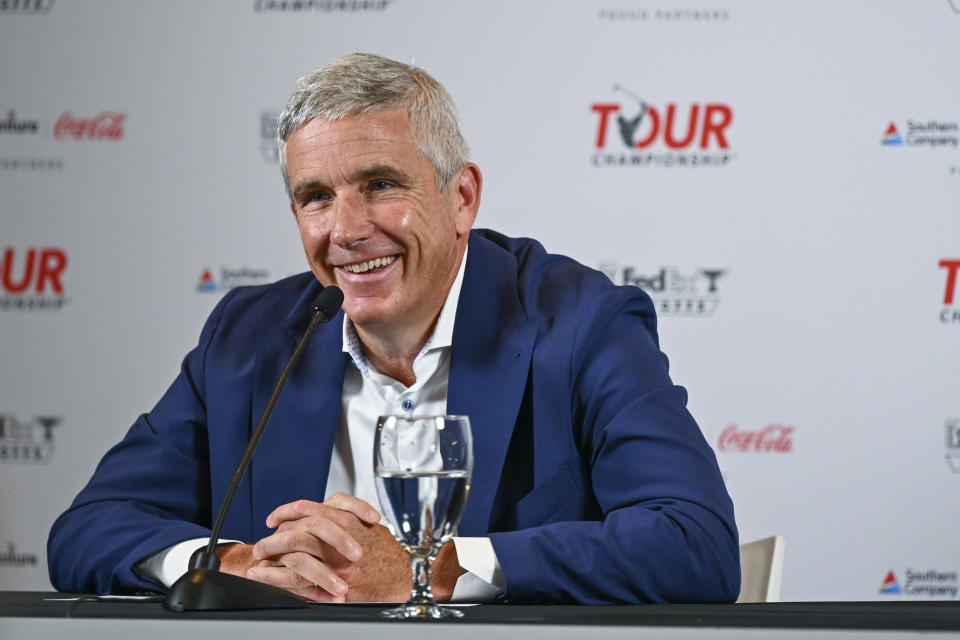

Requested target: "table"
[{"left": 2, "top": 591, "right": 960, "bottom": 640}]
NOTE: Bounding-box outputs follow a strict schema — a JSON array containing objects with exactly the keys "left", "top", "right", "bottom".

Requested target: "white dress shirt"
[{"left": 140, "top": 247, "right": 504, "bottom": 601}]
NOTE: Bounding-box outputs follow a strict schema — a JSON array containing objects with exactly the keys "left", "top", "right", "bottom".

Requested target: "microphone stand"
[{"left": 164, "top": 286, "right": 343, "bottom": 612}]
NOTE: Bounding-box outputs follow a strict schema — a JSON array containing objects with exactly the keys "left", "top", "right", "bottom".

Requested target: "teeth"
[{"left": 343, "top": 255, "right": 397, "bottom": 274}]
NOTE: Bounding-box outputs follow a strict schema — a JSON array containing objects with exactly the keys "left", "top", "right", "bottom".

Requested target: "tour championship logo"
[
  {"left": 716, "top": 423, "right": 795, "bottom": 453},
  {"left": 880, "top": 569, "right": 959, "bottom": 598},
  {"left": 54, "top": 111, "right": 125, "bottom": 141},
  {"left": 1, "top": 247, "right": 68, "bottom": 311},
  {"left": 196, "top": 266, "right": 271, "bottom": 293},
  {"left": 945, "top": 418, "right": 960, "bottom": 473},
  {"left": 0, "top": 413, "right": 61, "bottom": 464},
  {"left": 600, "top": 262, "right": 726, "bottom": 316},
  {"left": 590, "top": 84, "right": 735, "bottom": 168},
  {"left": 939, "top": 259, "right": 960, "bottom": 324},
  {"left": 881, "top": 120, "right": 959, "bottom": 149}
]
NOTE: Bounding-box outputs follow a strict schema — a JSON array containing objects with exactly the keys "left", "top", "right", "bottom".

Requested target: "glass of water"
[{"left": 374, "top": 414, "right": 473, "bottom": 619}]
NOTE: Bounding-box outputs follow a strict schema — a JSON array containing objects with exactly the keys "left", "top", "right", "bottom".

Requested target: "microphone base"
[{"left": 163, "top": 568, "right": 309, "bottom": 612}]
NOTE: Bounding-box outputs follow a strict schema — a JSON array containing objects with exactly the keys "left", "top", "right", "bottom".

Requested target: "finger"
[
  {"left": 305, "top": 589, "right": 347, "bottom": 604},
  {"left": 266, "top": 499, "right": 324, "bottom": 528},
  {"left": 324, "top": 492, "right": 381, "bottom": 524},
  {"left": 257, "top": 558, "right": 283, "bottom": 568},
  {"left": 251, "top": 551, "right": 349, "bottom": 598},
  {"left": 254, "top": 520, "right": 362, "bottom": 562},
  {"left": 246, "top": 563, "right": 341, "bottom": 602},
  {"left": 268, "top": 499, "right": 364, "bottom": 531}
]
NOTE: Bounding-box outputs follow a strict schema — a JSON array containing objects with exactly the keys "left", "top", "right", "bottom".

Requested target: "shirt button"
[{"left": 401, "top": 399, "right": 414, "bottom": 412}]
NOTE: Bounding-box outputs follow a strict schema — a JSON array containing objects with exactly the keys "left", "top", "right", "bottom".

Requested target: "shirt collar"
[{"left": 342, "top": 245, "right": 469, "bottom": 374}]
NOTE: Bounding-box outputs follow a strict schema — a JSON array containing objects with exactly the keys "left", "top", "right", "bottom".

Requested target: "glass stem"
[{"left": 408, "top": 550, "right": 436, "bottom": 605}]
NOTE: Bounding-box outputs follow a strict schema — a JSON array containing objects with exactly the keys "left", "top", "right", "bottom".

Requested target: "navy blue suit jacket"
[{"left": 48, "top": 229, "right": 739, "bottom": 603}]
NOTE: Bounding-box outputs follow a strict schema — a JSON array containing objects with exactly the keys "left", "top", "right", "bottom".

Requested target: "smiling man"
[{"left": 48, "top": 54, "right": 740, "bottom": 604}]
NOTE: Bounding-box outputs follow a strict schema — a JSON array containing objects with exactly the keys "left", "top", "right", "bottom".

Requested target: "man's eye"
[
  {"left": 370, "top": 180, "right": 392, "bottom": 191},
  {"left": 308, "top": 192, "right": 331, "bottom": 203}
]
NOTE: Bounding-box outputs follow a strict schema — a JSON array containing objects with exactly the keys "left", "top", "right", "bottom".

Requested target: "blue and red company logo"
[
  {"left": 880, "top": 571, "right": 902, "bottom": 594},
  {"left": 881, "top": 123, "right": 903, "bottom": 146},
  {"left": 196, "top": 269, "right": 217, "bottom": 292},
  {"left": 196, "top": 266, "right": 271, "bottom": 293}
]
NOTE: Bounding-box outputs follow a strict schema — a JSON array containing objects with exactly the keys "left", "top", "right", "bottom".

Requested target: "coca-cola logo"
[
  {"left": 54, "top": 111, "right": 125, "bottom": 141},
  {"left": 717, "top": 423, "right": 794, "bottom": 453}
]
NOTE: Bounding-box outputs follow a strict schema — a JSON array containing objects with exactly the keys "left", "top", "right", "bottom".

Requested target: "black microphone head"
[{"left": 312, "top": 285, "right": 344, "bottom": 320}]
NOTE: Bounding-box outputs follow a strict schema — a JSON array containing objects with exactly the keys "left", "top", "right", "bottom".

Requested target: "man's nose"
[{"left": 329, "top": 192, "right": 373, "bottom": 247}]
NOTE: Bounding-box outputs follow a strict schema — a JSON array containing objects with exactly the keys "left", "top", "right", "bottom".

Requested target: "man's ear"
[{"left": 453, "top": 163, "right": 482, "bottom": 236}]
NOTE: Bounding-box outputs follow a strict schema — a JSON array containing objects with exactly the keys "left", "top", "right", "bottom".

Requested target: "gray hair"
[{"left": 277, "top": 53, "right": 470, "bottom": 198}]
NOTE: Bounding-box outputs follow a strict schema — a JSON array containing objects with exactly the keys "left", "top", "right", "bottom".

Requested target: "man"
[{"left": 48, "top": 53, "right": 739, "bottom": 604}]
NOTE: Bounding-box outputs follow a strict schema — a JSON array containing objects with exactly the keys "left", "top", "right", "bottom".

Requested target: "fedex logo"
[{"left": 591, "top": 85, "right": 733, "bottom": 150}]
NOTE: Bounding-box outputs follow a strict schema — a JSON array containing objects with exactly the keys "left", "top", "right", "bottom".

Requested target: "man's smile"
[{"left": 337, "top": 254, "right": 400, "bottom": 274}]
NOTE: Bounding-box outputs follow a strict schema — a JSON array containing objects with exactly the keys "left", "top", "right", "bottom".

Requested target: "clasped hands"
[{"left": 216, "top": 492, "right": 461, "bottom": 602}]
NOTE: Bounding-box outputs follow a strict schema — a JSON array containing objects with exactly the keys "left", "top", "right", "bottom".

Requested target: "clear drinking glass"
[{"left": 373, "top": 414, "right": 473, "bottom": 619}]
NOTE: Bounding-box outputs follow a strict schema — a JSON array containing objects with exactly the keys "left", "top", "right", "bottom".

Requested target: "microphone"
[{"left": 164, "top": 285, "right": 344, "bottom": 612}]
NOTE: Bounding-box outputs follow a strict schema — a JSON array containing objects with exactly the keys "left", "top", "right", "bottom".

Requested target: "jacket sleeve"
[
  {"left": 488, "top": 288, "right": 740, "bottom": 604},
  {"left": 47, "top": 291, "right": 238, "bottom": 594}
]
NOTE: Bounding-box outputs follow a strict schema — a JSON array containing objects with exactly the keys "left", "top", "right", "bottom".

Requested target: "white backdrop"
[{"left": 2, "top": 0, "right": 959, "bottom": 601}]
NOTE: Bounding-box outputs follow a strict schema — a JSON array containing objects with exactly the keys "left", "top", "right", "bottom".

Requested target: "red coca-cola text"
[
  {"left": 717, "top": 423, "right": 794, "bottom": 453},
  {"left": 54, "top": 111, "right": 125, "bottom": 141}
]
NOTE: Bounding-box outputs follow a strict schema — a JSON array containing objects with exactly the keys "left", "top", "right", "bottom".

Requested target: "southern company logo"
[
  {"left": 196, "top": 266, "right": 271, "bottom": 293},
  {"left": 0, "top": 413, "right": 61, "bottom": 464},
  {"left": 0, "top": 109, "right": 62, "bottom": 172},
  {"left": 880, "top": 569, "right": 959, "bottom": 598},
  {"left": 0, "top": 543, "right": 38, "bottom": 568},
  {"left": 945, "top": 418, "right": 960, "bottom": 473},
  {"left": 879, "top": 571, "right": 902, "bottom": 594},
  {"left": 0, "top": 110, "right": 39, "bottom": 135},
  {"left": 939, "top": 259, "right": 960, "bottom": 324},
  {"left": 881, "top": 120, "right": 959, "bottom": 149},
  {"left": 881, "top": 123, "right": 903, "bottom": 146},
  {"left": 1, "top": 247, "right": 68, "bottom": 311},
  {"left": 600, "top": 262, "right": 726, "bottom": 316},
  {"left": 591, "top": 84, "right": 734, "bottom": 168}
]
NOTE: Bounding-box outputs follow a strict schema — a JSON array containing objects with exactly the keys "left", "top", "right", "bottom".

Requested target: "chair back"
[{"left": 737, "top": 535, "right": 786, "bottom": 603}]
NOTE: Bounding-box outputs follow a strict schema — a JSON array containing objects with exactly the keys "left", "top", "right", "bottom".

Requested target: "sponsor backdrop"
[{"left": 1, "top": 0, "right": 958, "bottom": 601}]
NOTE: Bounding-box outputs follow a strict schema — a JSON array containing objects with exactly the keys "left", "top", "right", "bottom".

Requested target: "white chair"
[{"left": 736, "top": 535, "right": 786, "bottom": 603}]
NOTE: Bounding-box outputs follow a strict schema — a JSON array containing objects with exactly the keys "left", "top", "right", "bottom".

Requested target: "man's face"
[{"left": 286, "top": 110, "right": 477, "bottom": 335}]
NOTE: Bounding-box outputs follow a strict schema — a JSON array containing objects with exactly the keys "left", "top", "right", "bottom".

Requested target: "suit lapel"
[
  {"left": 449, "top": 234, "right": 536, "bottom": 536},
  {"left": 247, "top": 283, "right": 346, "bottom": 541}
]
